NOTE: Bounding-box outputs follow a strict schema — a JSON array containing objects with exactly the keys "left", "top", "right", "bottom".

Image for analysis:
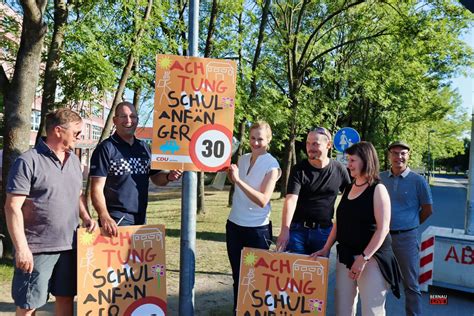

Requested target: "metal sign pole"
[
  {"left": 465, "top": 109, "right": 474, "bottom": 235},
  {"left": 179, "top": 0, "right": 199, "bottom": 314}
]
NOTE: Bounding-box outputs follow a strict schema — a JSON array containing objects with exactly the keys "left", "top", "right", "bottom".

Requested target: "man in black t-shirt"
[{"left": 276, "top": 127, "right": 350, "bottom": 254}]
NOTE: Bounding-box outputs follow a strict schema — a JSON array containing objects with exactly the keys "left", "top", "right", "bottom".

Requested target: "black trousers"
[{"left": 225, "top": 220, "right": 272, "bottom": 313}]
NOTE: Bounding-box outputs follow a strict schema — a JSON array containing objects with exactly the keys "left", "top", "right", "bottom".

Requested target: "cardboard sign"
[
  {"left": 77, "top": 225, "right": 167, "bottom": 316},
  {"left": 152, "top": 54, "right": 237, "bottom": 172},
  {"left": 237, "top": 248, "right": 329, "bottom": 316}
]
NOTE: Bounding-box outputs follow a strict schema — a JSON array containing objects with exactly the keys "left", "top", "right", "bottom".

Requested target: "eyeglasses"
[
  {"left": 311, "top": 127, "right": 332, "bottom": 141},
  {"left": 390, "top": 150, "right": 409, "bottom": 157},
  {"left": 116, "top": 114, "right": 138, "bottom": 120}
]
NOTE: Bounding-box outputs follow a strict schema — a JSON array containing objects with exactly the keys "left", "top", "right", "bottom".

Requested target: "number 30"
[{"left": 202, "top": 140, "right": 224, "bottom": 158}]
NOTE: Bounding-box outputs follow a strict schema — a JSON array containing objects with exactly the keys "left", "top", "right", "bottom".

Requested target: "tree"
[
  {"left": 99, "top": 0, "right": 154, "bottom": 140},
  {"left": 228, "top": 0, "right": 273, "bottom": 206},
  {"left": 329, "top": 0, "right": 473, "bottom": 168},
  {"left": 265, "top": 0, "right": 389, "bottom": 196},
  {"left": 35, "top": 0, "right": 68, "bottom": 144},
  {"left": 1, "top": 0, "right": 48, "bottom": 253},
  {"left": 197, "top": 0, "right": 220, "bottom": 215}
]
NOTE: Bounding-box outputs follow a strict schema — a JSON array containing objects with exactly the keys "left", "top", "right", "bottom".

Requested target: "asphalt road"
[{"left": 324, "top": 175, "right": 474, "bottom": 316}]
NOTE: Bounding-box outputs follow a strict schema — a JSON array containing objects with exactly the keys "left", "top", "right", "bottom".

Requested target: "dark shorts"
[{"left": 12, "top": 250, "right": 77, "bottom": 309}]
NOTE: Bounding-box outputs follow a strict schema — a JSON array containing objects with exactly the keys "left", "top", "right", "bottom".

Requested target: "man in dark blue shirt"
[{"left": 90, "top": 101, "right": 181, "bottom": 236}]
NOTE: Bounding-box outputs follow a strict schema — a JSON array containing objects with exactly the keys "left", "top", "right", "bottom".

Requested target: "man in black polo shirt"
[
  {"left": 276, "top": 127, "right": 350, "bottom": 254},
  {"left": 90, "top": 101, "right": 181, "bottom": 236}
]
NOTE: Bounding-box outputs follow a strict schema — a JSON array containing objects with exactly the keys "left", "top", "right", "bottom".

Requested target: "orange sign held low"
[
  {"left": 237, "top": 248, "right": 329, "bottom": 316},
  {"left": 77, "top": 225, "right": 167, "bottom": 316},
  {"left": 152, "top": 54, "right": 237, "bottom": 172}
]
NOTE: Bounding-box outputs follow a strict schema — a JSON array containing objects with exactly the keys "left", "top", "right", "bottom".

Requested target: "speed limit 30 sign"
[{"left": 189, "top": 124, "right": 233, "bottom": 172}]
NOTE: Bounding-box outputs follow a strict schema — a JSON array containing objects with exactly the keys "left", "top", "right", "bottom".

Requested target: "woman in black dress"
[{"left": 311, "top": 142, "right": 400, "bottom": 316}]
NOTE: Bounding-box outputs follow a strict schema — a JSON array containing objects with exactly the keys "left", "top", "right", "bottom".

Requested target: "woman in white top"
[{"left": 226, "top": 121, "right": 281, "bottom": 312}]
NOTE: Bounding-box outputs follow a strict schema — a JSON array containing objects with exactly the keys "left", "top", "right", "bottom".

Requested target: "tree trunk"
[
  {"left": 0, "top": 63, "right": 9, "bottom": 93},
  {"left": 132, "top": 57, "right": 141, "bottom": 111},
  {"left": 133, "top": 85, "right": 141, "bottom": 112},
  {"left": 280, "top": 103, "right": 298, "bottom": 198},
  {"left": 1, "top": 0, "right": 48, "bottom": 255},
  {"left": 250, "top": 0, "right": 271, "bottom": 94},
  {"left": 86, "top": 0, "right": 153, "bottom": 202},
  {"left": 228, "top": 0, "right": 272, "bottom": 206},
  {"left": 177, "top": 0, "right": 187, "bottom": 55},
  {"left": 35, "top": 0, "right": 68, "bottom": 145},
  {"left": 291, "top": 143, "right": 297, "bottom": 166},
  {"left": 228, "top": 120, "right": 246, "bottom": 206},
  {"left": 228, "top": 9, "right": 245, "bottom": 208},
  {"left": 203, "top": 0, "right": 218, "bottom": 58},
  {"left": 197, "top": 172, "right": 205, "bottom": 214},
  {"left": 99, "top": 0, "right": 153, "bottom": 142},
  {"left": 198, "top": 0, "right": 220, "bottom": 214},
  {"left": 280, "top": 136, "right": 295, "bottom": 198}
]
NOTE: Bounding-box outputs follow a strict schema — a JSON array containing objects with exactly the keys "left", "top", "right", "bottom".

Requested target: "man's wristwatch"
[{"left": 362, "top": 252, "right": 370, "bottom": 262}]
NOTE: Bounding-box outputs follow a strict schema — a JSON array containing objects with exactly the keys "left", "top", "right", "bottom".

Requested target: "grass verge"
[
  {"left": 147, "top": 186, "right": 284, "bottom": 276},
  {"left": 1, "top": 186, "right": 285, "bottom": 314}
]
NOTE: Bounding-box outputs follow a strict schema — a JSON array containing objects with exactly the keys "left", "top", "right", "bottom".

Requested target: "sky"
[{"left": 452, "top": 28, "right": 474, "bottom": 115}]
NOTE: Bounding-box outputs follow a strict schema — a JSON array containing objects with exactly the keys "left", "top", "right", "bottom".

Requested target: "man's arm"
[
  {"left": 276, "top": 194, "right": 299, "bottom": 251},
  {"left": 79, "top": 192, "right": 97, "bottom": 232},
  {"left": 150, "top": 170, "right": 183, "bottom": 186},
  {"left": 419, "top": 204, "right": 433, "bottom": 224},
  {"left": 91, "top": 176, "right": 118, "bottom": 237},
  {"left": 4, "top": 193, "right": 33, "bottom": 273}
]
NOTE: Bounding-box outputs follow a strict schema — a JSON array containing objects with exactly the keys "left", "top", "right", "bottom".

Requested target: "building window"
[
  {"left": 85, "top": 123, "right": 91, "bottom": 140},
  {"left": 31, "top": 110, "right": 41, "bottom": 131},
  {"left": 91, "top": 104, "right": 102, "bottom": 118},
  {"left": 92, "top": 125, "right": 102, "bottom": 140}
]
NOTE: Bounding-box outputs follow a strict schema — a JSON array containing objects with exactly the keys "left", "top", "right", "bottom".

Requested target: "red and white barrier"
[{"left": 419, "top": 234, "right": 435, "bottom": 292}]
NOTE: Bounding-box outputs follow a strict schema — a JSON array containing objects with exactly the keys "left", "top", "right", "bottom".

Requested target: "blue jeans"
[
  {"left": 287, "top": 222, "right": 332, "bottom": 255},
  {"left": 226, "top": 220, "right": 272, "bottom": 313},
  {"left": 391, "top": 229, "right": 422, "bottom": 316}
]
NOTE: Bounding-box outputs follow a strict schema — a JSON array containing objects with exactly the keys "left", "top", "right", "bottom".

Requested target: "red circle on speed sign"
[
  {"left": 189, "top": 124, "right": 233, "bottom": 172},
  {"left": 123, "top": 296, "right": 167, "bottom": 315}
]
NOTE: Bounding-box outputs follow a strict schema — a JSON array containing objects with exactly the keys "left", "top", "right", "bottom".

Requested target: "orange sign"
[
  {"left": 77, "top": 225, "right": 167, "bottom": 316},
  {"left": 237, "top": 248, "right": 329, "bottom": 316},
  {"left": 152, "top": 54, "right": 237, "bottom": 172}
]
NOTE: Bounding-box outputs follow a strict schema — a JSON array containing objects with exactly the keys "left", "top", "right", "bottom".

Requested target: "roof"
[{"left": 136, "top": 127, "right": 153, "bottom": 140}]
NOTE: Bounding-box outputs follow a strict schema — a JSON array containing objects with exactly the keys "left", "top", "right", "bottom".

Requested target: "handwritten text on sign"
[
  {"left": 152, "top": 55, "right": 236, "bottom": 172},
  {"left": 77, "top": 225, "right": 167, "bottom": 316},
  {"left": 237, "top": 248, "right": 329, "bottom": 316}
]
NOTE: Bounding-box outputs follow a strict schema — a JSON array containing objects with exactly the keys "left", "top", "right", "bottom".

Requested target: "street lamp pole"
[
  {"left": 466, "top": 108, "right": 474, "bottom": 235},
  {"left": 428, "top": 129, "right": 436, "bottom": 182}
]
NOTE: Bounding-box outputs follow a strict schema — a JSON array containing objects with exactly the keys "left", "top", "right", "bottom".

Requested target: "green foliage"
[
  {"left": 0, "top": 7, "right": 21, "bottom": 65},
  {"left": 1, "top": 0, "right": 471, "bottom": 168}
]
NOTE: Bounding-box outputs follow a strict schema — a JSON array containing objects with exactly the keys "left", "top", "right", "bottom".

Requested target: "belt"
[
  {"left": 390, "top": 227, "right": 417, "bottom": 235},
  {"left": 297, "top": 221, "right": 332, "bottom": 229}
]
